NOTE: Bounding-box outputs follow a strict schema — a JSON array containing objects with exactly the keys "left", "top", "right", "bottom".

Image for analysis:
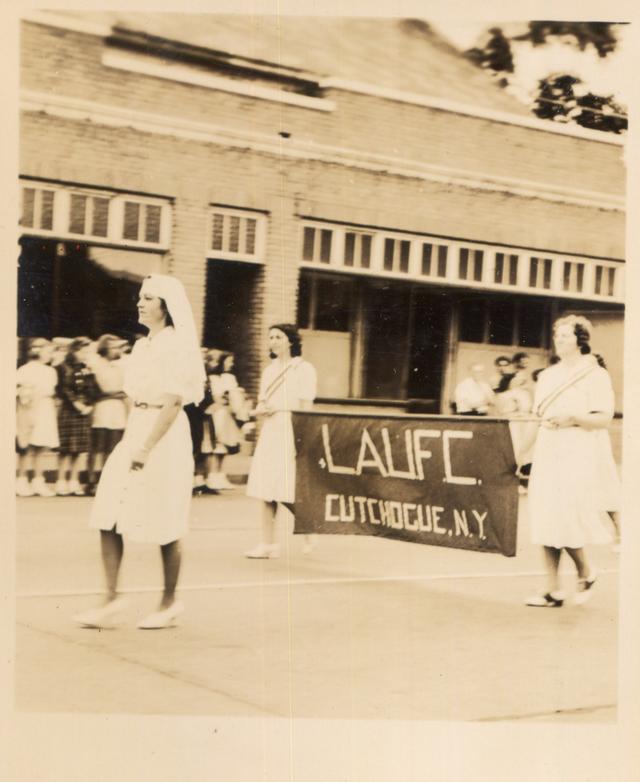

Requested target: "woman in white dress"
[
  {"left": 16, "top": 338, "right": 59, "bottom": 497},
  {"left": 245, "top": 324, "right": 317, "bottom": 559},
  {"left": 74, "top": 274, "right": 205, "bottom": 629},
  {"left": 524, "top": 315, "right": 619, "bottom": 607}
]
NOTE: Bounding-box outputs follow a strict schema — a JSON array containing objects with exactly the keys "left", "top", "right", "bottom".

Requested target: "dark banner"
[{"left": 292, "top": 412, "right": 519, "bottom": 557}]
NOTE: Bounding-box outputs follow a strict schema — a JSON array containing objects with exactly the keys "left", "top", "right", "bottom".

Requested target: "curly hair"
[
  {"left": 553, "top": 315, "right": 592, "bottom": 355},
  {"left": 269, "top": 323, "right": 302, "bottom": 358}
]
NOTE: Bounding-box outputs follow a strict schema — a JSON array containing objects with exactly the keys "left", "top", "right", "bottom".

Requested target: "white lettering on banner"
[
  {"left": 381, "top": 428, "right": 417, "bottom": 479},
  {"left": 321, "top": 424, "right": 356, "bottom": 474},
  {"left": 443, "top": 431, "right": 478, "bottom": 485},
  {"left": 320, "top": 425, "right": 481, "bottom": 485},
  {"left": 323, "top": 494, "right": 489, "bottom": 539},
  {"left": 355, "top": 429, "right": 389, "bottom": 476}
]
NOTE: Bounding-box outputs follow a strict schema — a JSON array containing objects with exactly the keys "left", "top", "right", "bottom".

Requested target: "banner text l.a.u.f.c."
[{"left": 292, "top": 412, "right": 519, "bottom": 557}]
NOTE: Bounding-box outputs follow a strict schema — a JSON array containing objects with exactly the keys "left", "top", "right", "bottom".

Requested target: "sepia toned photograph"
[{"left": 9, "top": 5, "right": 636, "bottom": 779}]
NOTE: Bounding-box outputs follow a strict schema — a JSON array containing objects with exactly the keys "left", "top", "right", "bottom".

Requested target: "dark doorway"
[
  {"left": 407, "top": 288, "right": 450, "bottom": 403},
  {"left": 362, "top": 283, "right": 411, "bottom": 399},
  {"left": 203, "top": 259, "right": 263, "bottom": 382},
  {"left": 17, "top": 237, "right": 163, "bottom": 340}
]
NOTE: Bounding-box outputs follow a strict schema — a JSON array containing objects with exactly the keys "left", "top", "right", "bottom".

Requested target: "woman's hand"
[
  {"left": 254, "top": 401, "right": 274, "bottom": 418},
  {"left": 543, "top": 414, "right": 575, "bottom": 429},
  {"left": 130, "top": 448, "right": 150, "bottom": 471}
]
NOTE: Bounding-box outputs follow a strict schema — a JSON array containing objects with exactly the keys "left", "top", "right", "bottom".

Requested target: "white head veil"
[{"left": 140, "top": 274, "right": 206, "bottom": 405}]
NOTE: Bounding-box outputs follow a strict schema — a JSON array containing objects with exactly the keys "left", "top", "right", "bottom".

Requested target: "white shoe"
[
  {"left": 32, "top": 477, "right": 55, "bottom": 497},
  {"left": 137, "top": 601, "right": 184, "bottom": 629},
  {"left": 575, "top": 573, "right": 597, "bottom": 605},
  {"left": 216, "top": 474, "right": 235, "bottom": 490},
  {"left": 245, "top": 543, "right": 280, "bottom": 559},
  {"left": 206, "top": 473, "right": 221, "bottom": 491},
  {"left": 73, "top": 597, "right": 128, "bottom": 628},
  {"left": 67, "top": 479, "right": 82, "bottom": 495},
  {"left": 55, "top": 480, "right": 70, "bottom": 496},
  {"left": 16, "top": 477, "right": 35, "bottom": 497}
]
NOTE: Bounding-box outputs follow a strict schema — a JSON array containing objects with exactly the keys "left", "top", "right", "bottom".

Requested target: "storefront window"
[
  {"left": 458, "top": 298, "right": 486, "bottom": 342},
  {"left": 488, "top": 300, "right": 515, "bottom": 345}
]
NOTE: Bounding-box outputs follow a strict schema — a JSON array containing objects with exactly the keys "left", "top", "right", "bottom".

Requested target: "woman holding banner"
[
  {"left": 245, "top": 324, "right": 317, "bottom": 559},
  {"left": 525, "top": 315, "right": 619, "bottom": 608}
]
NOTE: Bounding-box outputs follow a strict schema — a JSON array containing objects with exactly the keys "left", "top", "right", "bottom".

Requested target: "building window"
[
  {"left": 297, "top": 273, "right": 353, "bottom": 332},
  {"left": 459, "top": 298, "right": 486, "bottom": 342},
  {"left": 488, "top": 300, "right": 515, "bottom": 345},
  {"left": 529, "top": 257, "right": 553, "bottom": 290},
  {"left": 562, "top": 261, "right": 585, "bottom": 293},
  {"left": 383, "top": 237, "right": 411, "bottom": 273},
  {"left": 421, "top": 243, "right": 447, "bottom": 278},
  {"left": 519, "top": 300, "right": 549, "bottom": 348},
  {"left": 494, "top": 252, "right": 519, "bottom": 285},
  {"left": 21, "top": 186, "right": 55, "bottom": 231},
  {"left": 458, "top": 248, "right": 484, "bottom": 282},
  {"left": 344, "top": 231, "right": 372, "bottom": 269},
  {"left": 302, "top": 225, "right": 333, "bottom": 264},
  {"left": 594, "top": 264, "right": 617, "bottom": 297},
  {"left": 208, "top": 208, "right": 265, "bottom": 262}
]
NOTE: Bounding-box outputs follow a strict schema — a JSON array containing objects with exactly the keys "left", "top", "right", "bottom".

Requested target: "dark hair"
[
  {"left": 159, "top": 298, "right": 174, "bottom": 328},
  {"left": 593, "top": 353, "right": 607, "bottom": 369},
  {"left": 495, "top": 355, "right": 511, "bottom": 367},
  {"left": 65, "top": 336, "right": 91, "bottom": 366},
  {"left": 269, "top": 323, "right": 302, "bottom": 358},
  {"left": 512, "top": 351, "right": 529, "bottom": 364},
  {"left": 532, "top": 368, "right": 544, "bottom": 383}
]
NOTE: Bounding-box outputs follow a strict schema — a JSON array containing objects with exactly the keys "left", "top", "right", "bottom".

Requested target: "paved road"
[{"left": 15, "top": 490, "right": 619, "bottom": 722}]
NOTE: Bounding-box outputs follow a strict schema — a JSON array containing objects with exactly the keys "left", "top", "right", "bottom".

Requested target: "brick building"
[{"left": 19, "top": 12, "right": 625, "bottom": 411}]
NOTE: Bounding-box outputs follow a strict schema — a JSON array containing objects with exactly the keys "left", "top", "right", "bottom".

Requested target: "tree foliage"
[{"left": 464, "top": 22, "right": 627, "bottom": 133}]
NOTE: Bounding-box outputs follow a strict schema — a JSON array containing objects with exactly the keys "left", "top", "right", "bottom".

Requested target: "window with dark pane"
[
  {"left": 562, "top": 261, "right": 571, "bottom": 291},
  {"left": 508, "top": 255, "right": 519, "bottom": 285},
  {"left": 228, "top": 215, "right": 240, "bottom": 253},
  {"left": 344, "top": 232, "right": 355, "bottom": 266},
  {"left": 69, "top": 194, "right": 87, "bottom": 235},
  {"left": 319, "top": 229, "right": 332, "bottom": 263},
  {"left": 494, "top": 252, "right": 504, "bottom": 284},
  {"left": 458, "top": 298, "right": 486, "bottom": 343},
  {"left": 576, "top": 263, "right": 585, "bottom": 292},
  {"left": 123, "top": 201, "right": 140, "bottom": 241},
  {"left": 473, "top": 250, "right": 484, "bottom": 281},
  {"left": 594, "top": 265, "right": 603, "bottom": 295},
  {"left": 488, "top": 299, "right": 515, "bottom": 345},
  {"left": 421, "top": 243, "right": 433, "bottom": 276},
  {"left": 458, "top": 247, "right": 469, "bottom": 279},
  {"left": 437, "top": 245, "right": 448, "bottom": 277},
  {"left": 399, "top": 240, "right": 410, "bottom": 273},
  {"left": 302, "top": 226, "right": 315, "bottom": 261},
  {"left": 297, "top": 273, "right": 312, "bottom": 329},
  {"left": 519, "top": 300, "right": 547, "bottom": 348},
  {"left": 383, "top": 238, "right": 394, "bottom": 271},
  {"left": 212, "top": 213, "right": 224, "bottom": 251},
  {"left": 91, "top": 197, "right": 109, "bottom": 237},
  {"left": 529, "top": 257, "right": 538, "bottom": 287},
  {"left": 314, "top": 276, "right": 352, "bottom": 331},
  {"left": 144, "top": 205, "right": 161, "bottom": 243},
  {"left": 543, "top": 259, "right": 552, "bottom": 289},
  {"left": 361, "top": 234, "right": 372, "bottom": 268},
  {"left": 21, "top": 188, "right": 35, "bottom": 227},
  {"left": 40, "top": 190, "right": 54, "bottom": 231},
  {"left": 607, "top": 267, "right": 616, "bottom": 296},
  {"left": 245, "top": 218, "right": 256, "bottom": 254}
]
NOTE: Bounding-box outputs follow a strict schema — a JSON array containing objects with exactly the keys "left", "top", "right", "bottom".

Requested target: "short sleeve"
[
  {"left": 297, "top": 361, "right": 317, "bottom": 402},
  {"left": 586, "top": 367, "right": 615, "bottom": 418},
  {"left": 156, "top": 344, "right": 194, "bottom": 401}
]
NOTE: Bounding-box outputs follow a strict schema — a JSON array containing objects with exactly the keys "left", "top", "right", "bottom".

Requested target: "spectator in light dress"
[
  {"left": 16, "top": 338, "right": 59, "bottom": 497},
  {"left": 454, "top": 363, "right": 495, "bottom": 415}
]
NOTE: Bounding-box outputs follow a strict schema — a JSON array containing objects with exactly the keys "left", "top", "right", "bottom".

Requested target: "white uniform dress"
[
  {"left": 246, "top": 358, "right": 317, "bottom": 504},
  {"left": 89, "top": 327, "right": 194, "bottom": 545},
  {"left": 528, "top": 357, "right": 619, "bottom": 548},
  {"left": 16, "top": 360, "right": 59, "bottom": 449}
]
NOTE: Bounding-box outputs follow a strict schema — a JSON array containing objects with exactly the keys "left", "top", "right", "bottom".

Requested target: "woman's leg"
[
  {"left": 100, "top": 529, "right": 124, "bottom": 602},
  {"left": 564, "top": 546, "right": 590, "bottom": 580},
  {"left": 69, "top": 453, "right": 82, "bottom": 483},
  {"left": 159, "top": 540, "right": 181, "bottom": 609},
  {"left": 57, "top": 453, "right": 70, "bottom": 481},
  {"left": 262, "top": 501, "right": 278, "bottom": 545},
  {"left": 542, "top": 546, "right": 562, "bottom": 593},
  {"left": 31, "top": 446, "right": 45, "bottom": 479}
]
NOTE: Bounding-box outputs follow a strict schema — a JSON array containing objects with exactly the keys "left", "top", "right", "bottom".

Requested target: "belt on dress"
[{"left": 133, "top": 401, "right": 164, "bottom": 409}]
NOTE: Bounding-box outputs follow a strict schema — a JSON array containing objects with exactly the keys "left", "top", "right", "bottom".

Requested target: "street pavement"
[{"left": 14, "top": 489, "right": 619, "bottom": 722}]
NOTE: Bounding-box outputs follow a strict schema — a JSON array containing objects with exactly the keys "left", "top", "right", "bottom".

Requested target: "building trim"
[
  {"left": 22, "top": 13, "right": 626, "bottom": 147},
  {"left": 102, "top": 50, "right": 336, "bottom": 113},
  {"left": 320, "top": 78, "right": 626, "bottom": 147},
  {"left": 21, "top": 90, "right": 625, "bottom": 213},
  {"left": 21, "top": 11, "right": 112, "bottom": 38}
]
